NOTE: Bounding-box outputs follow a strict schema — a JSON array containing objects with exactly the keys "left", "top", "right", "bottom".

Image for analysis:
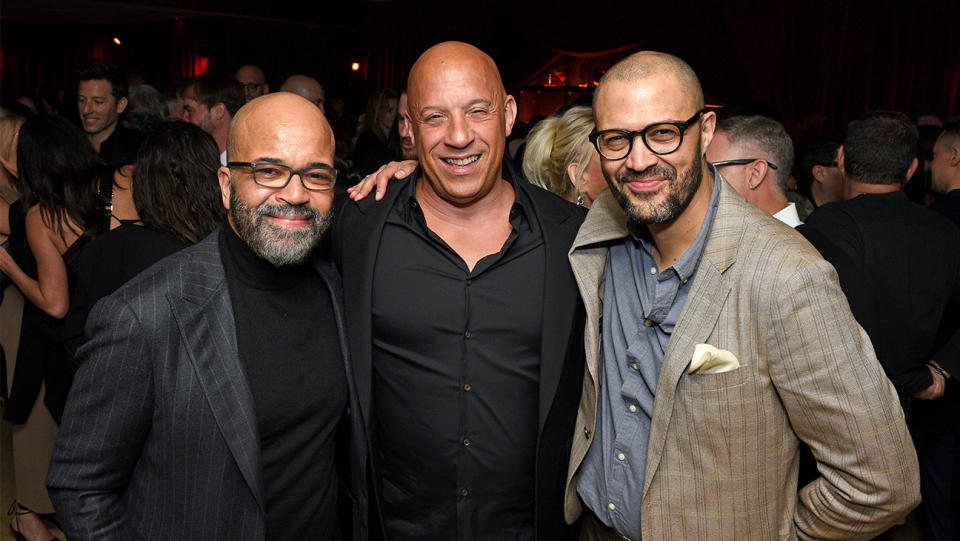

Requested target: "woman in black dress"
[
  {"left": 0, "top": 114, "right": 106, "bottom": 541},
  {"left": 63, "top": 121, "right": 224, "bottom": 356}
]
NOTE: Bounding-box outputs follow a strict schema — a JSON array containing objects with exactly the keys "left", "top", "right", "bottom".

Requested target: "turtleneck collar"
[{"left": 219, "top": 220, "right": 315, "bottom": 291}]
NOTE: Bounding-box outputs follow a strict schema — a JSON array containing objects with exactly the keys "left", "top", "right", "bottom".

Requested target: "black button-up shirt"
[{"left": 372, "top": 172, "right": 545, "bottom": 541}]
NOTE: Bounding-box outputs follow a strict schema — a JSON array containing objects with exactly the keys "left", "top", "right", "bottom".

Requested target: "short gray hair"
[{"left": 717, "top": 115, "right": 793, "bottom": 194}]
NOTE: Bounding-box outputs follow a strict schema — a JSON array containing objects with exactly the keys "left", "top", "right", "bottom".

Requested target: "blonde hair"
[
  {"left": 0, "top": 107, "right": 24, "bottom": 184},
  {"left": 522, "top": 106, "right": 596, "bottom": 201}
]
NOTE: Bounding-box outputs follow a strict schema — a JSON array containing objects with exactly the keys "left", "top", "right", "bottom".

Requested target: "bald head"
[
  {"left": 404, "top": 41, "right": 518, "bottom": 206},
  {"left": 599, "top": 51, "right": 704, "bottom": 111},
  {"left": 408, "top": 41, "right": 506, "bottom": 103},
  {"left": 236, "top": 64, "right": 265, "bottom": 83},
  {"left": 280, "top": 74, "right": 326, "bottom": 112},
  {"left": 228, "top": 92, "right": 334, "bottom": 164}
]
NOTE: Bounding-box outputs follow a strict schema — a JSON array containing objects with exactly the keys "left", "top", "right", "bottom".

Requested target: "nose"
[
  {"left": 81, "top": 101, "right": 94, "bottom": 115},
  {"left": 445, "top": 113, "right": 472, "bottom": 149},
  {"left": 181, "top": 109, "right": 190, "bottom": 122},
  {"left": 623, "top": 135, "right": 659, "bottom": 172},
  {"left": 276, "top": 172, "right": 310, "bottom": 206}
]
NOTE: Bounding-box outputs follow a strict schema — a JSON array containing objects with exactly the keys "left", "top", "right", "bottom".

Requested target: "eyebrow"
[
  {"left": 251, "top": 157, "right": 333, "bottom": 168},
  {"left": 418, "top": 99, "right": 495, "bottom": 115}
]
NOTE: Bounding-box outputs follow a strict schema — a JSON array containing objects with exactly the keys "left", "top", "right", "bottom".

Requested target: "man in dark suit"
[
  {"left": 333, "top": 41, "right": 585, "bottom": 540},
  {"left": 46, "top": 93, "right": 367, "bottom": 541},
  {"left": 802, "top": 110, "right": 960, "bottom": 541}
]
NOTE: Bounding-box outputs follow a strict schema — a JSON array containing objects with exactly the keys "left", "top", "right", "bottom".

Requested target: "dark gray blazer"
[{"left": 46, "top": 228, "right": 368, "bottom": 541}]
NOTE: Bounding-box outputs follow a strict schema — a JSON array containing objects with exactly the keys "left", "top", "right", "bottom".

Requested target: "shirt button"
[
  {"left": 608, "top": 502, "right": 616, "bottom": 511},
  {"left": 466, "top": 279, "right": 472, "bottom": 286},
  {"left": 630, "top": 362, "right": 639, "bottom": 370},
  {"left": 463, "top": 438, "right": 471, "bottom": 447},
  {"left": 464, "top": 331, "right": 472, "bottom": 338},
  {"left": 460, "top": 488, "right": 468, "bottom": 497},
  {"left": 649, "top": 266, "right": 657, "bottom": 275},
  {"left": 629, "top": 404, "right": 637, "bottom": 413},
  {"left": 644, "top": 318, "right": 654, "bottom": 327},
  {"left": 463, "top": 383, "right": 471, "bottom": 392},
  {"left": 617, "top": 453, "right": 626, "bottom": 461}
]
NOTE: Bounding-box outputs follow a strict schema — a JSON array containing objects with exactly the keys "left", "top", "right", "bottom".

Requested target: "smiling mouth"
[{"left": 442, "top": 155, "right": 480, "bottom": 166}]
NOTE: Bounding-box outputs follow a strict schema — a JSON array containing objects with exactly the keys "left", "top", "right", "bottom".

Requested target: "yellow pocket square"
[{"left": 688, "top": 344, "right": 740, "bottom": 374}]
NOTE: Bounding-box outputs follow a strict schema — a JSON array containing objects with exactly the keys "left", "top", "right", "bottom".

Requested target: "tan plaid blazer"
[{"left": 564, "top": 180, "right": 920, "bottom": 540}]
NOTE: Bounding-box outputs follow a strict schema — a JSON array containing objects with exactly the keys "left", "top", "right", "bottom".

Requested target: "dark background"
[{"left": 2, "top": 0, "right": 959, "bottom": 134}]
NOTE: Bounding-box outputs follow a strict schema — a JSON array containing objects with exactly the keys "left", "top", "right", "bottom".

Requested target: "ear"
[
  {"left": 811, "top": 164, "right": 827, "bottom": 184},
  {"left": 263, "top": 84, "right": 270, "bottom": 94},
  {"left": 566, "top": 162, "right": 580, "bottom": 191},
  {"left": 906, "top": 157, "right": 918, "bottom": 181},
  {"left": 746, "top": 160, "right": 767, "bottom": 190},
  {"left": 699, "top": 109, "right": 717, "bottom": 152},
  {"left": 503, "top": 94, "right": 518, "bottom": 138},
  {"left": 949, "top": 145, "right": 960, "bottom": 166},
  {"left": 116, "top": 96, "right": 128, "bottom": 115},
  {"left": 837, "top": 145, "right": 846, "bottom": 175},
  {"left": 212, "top": 102, "right": 227, "bottom": 121},
  {"left": 218, "top": 166, "right": 232, "bottom": 210}
]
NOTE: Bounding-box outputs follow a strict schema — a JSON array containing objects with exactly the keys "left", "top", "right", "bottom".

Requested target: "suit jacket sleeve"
[
  {"left": 768, "top": 258, "right": 919, "bottom": 539},
  {"left": 931, "top": 265, "right": 960, "bottom": 377},
  {"left": 46, "top": 294, "right": 154, "bottom": 540}
]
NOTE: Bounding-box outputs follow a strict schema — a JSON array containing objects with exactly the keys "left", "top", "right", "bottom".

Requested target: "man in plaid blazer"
[{"left": 563, "top": 51, "right": 919, "bottom": 540}]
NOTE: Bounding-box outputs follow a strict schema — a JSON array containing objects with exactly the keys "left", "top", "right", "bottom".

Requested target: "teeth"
[{"left": 443, "top": 155, "right": 479, "bottom": 166}]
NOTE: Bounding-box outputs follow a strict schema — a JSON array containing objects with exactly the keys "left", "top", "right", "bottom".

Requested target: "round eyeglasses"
[
  {"left": 590, "top": 109, "right": 705, "bottom": 160},
  {"left": 227, "top": 162, "right": 338, "bottom": 191}
]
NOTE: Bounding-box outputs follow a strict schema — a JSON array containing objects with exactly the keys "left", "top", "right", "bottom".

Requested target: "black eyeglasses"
[
  {"left": 711, "top": 158, "right": 779, "bottom": 170},
  {"left": 238, "top": 82, "right": 266, "bottom": 92},
  {"left": 227, "top": 162, "right": 338, "bottom": 191},
  {"left": 590, "top": 109, "right": 705, "bottom": 160}
]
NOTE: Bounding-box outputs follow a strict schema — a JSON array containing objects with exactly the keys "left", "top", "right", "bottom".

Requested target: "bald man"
[
  {"left": 47, "top": 93, "right": 368, "bottom": 541},
  {"left": 332, "top": 41, "right": 586, "bottom": 540},
  {"left": 280, "top": 74, "right": 325, "bottom": 113},
  {"left": 236, "top": 63, "right": 269, "bottom": 102},
  {"left": 565, "top": 51, "right": 918, "bottom": 540}
]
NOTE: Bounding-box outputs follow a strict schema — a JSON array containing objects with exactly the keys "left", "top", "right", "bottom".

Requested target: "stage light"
[
  {"left": 351, "top": 62, "right": 360, "bottom": 71},
  {"left": 113, "top": 37, "right": 122, "bottom": 45}
]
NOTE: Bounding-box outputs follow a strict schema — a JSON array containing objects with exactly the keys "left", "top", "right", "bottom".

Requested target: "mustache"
[
  {"left": 616, "top": 165, "right": 676, "bottom": 184},
  {"left": 255, "top": 203, "right": 322, "bottom": 220}
]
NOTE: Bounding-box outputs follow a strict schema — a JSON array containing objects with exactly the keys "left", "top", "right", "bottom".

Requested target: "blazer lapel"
[
  {"left": 522, "top": 183, "right": 584, "bottom": 431},
  {"left": 342, "top": 178, "right": 409, "bottom": 431},
  {"left": 569, "top": 190, "right": 630, "bottom": 387},
  {"left": 170, "top": 235, "right": 264, "bottom": 512},
  {"left": 642, "top": 180, "right": 742, "bottom": 498}
]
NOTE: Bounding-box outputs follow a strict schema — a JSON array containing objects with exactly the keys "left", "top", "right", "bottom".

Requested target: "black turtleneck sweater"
[{"left": 220, "top": 224, "right": 346, "bottom": 540}]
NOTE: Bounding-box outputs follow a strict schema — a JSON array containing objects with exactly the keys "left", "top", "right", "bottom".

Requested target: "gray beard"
[{"left": 228, "top": 186, "right": 332, "bottom": 267}]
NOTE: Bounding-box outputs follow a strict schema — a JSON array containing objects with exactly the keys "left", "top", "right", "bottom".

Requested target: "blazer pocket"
[{"left": 681, "top": 365, "right": 746, "bottom": 393}]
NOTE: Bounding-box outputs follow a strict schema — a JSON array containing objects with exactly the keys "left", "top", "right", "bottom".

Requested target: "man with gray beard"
[{"left": 47, "top": 93, "right": 368, "bottom": 541}]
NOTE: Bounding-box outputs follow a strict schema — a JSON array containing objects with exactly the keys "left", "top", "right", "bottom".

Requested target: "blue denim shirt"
[{"left": 577, "top": 169, "right": 721, "bottom": 540}]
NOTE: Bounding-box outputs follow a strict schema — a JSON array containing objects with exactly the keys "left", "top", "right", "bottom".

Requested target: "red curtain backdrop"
[{"left": 2, "top": 0, "right": 957, "bottom": 132}]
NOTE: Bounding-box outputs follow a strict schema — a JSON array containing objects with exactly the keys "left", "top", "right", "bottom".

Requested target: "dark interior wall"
[{"left": 2, "top": 0, "right": 958, "bottom": 134}]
